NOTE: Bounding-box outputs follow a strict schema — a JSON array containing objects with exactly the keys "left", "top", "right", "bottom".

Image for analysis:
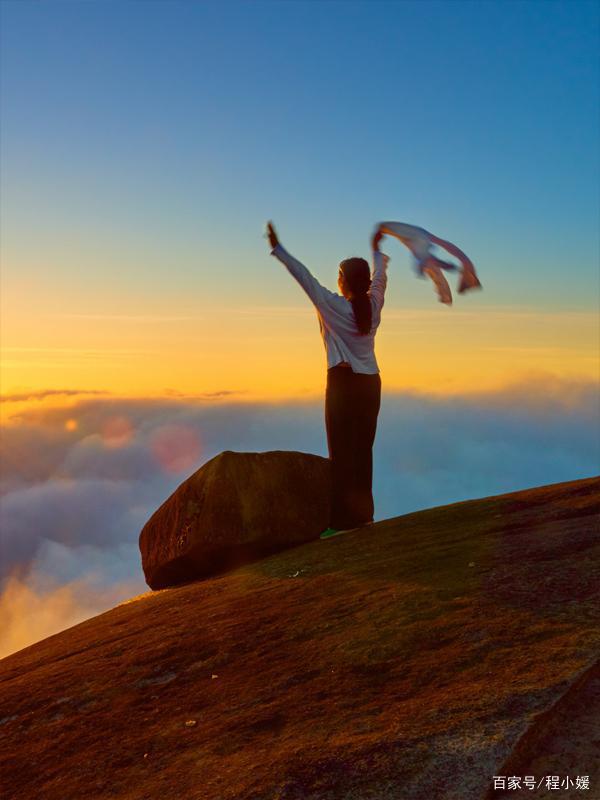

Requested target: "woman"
[{"left": 266, "top": 221, "right": 389, "bottom": 539}]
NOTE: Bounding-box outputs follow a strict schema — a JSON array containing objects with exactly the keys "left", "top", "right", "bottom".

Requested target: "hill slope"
[{"left": 1, "top": 477, "right": 599, "bottom": 800}]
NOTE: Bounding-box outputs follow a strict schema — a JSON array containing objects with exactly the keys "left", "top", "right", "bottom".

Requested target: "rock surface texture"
[
  {"left": 139, "top": 450, "right": 331, "bottom": 589},
  {"left": 0, "top": 476, "right": 598, "bottom": 800}
]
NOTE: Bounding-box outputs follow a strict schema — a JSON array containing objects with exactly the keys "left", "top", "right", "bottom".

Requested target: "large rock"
[{"left": 139, "top": 450, "right": 331, "bottom": 589}]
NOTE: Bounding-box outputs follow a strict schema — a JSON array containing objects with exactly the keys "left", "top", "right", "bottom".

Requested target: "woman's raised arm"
[
  {"left": 370, "top": 226, "right": 389, "bottom": 312},
  {"left": 265, "top": 221, "right": 338, "bottom": 309}
]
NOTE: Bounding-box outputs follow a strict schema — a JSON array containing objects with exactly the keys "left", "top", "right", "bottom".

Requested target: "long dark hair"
[{"left": 340, "top": 257, "right": 372, "bottom": 335}]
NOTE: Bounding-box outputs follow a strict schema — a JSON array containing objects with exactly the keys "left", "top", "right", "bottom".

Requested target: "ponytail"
[
  {"left": 339, "top": 257, "right": 372, "bottom": 336},
  {"left": 350, "top": 293, "right": 373, "bottom": 336}
]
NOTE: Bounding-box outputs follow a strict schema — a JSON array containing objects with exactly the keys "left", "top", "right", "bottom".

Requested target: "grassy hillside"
[{"left": 0, "top": 476, "right": 598, "bottom": 800}]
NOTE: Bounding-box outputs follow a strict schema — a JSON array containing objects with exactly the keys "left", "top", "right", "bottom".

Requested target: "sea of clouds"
[{"left": 1, "top": 371, "right": 598, "bottom": 657}]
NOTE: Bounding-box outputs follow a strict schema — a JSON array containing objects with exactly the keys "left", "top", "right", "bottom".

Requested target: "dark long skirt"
[{"left": 325, "top": 363, "right": 382, "bottom": 530}]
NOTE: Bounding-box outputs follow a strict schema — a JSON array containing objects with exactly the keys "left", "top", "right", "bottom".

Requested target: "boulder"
[{"left": 139, "top": 450, "right": 331, "bottom": 589}]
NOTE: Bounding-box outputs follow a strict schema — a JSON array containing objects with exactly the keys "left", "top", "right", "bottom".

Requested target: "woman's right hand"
[
  {"left": 266, "top": 221, "right": 279, "bottom": 249},
  {"left": 372, "top": 226, "right": 384, "bottom": 251}
]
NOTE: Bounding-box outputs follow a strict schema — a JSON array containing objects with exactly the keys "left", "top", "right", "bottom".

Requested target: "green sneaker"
[
  {"left": 319, "top": 527, "right": 341, "bottom": 539},
  {"left": 319, "top": 522, "right": 374, "bottom": 540}
]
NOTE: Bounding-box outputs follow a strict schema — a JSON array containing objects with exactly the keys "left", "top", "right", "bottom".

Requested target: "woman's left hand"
[
  {"left": 372, "top": 226, "right": 384, "bottom": 251},
  {"left": 266, "top": 221, "right": 279, "bottom": 249}
]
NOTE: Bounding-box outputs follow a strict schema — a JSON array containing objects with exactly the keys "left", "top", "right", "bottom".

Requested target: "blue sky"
[{"left": 1, "top": 0, "right": 598, "bottom": 313}]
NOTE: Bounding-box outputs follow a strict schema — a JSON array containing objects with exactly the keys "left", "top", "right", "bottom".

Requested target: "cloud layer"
[{"left": 1, "top": 372, "right": 598, "bottom": 657}]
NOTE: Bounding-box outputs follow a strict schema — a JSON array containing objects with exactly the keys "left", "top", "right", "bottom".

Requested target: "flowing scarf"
[{"left": 378, "top": 221, "right": 482, "bottom": 306}]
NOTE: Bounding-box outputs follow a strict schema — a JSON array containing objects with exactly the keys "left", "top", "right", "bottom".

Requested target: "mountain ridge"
[{"left": 1, "top": 475, "right": 598, "bottom": 800}]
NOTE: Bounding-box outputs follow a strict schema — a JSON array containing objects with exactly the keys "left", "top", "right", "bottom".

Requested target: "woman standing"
[{"left": 266, "top": 221, "right": 389, "bottom": 538}]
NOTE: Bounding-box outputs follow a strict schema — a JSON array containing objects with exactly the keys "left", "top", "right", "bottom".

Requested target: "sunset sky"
[
  {"left": 0, "top": 0, "right": 598, "bottom": 656},
  {"left": 2, "top": 0, "right": 598, "bottom": 411}
]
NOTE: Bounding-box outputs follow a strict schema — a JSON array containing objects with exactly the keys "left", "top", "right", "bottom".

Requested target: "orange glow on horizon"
[{"left": 1, "top": 305, "right": 597, "bottom": 424}]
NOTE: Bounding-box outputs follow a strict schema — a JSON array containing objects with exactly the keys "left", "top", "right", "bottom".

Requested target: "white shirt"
[{"left": 271, "top": 243, "right": 389, "bottom": 374}]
